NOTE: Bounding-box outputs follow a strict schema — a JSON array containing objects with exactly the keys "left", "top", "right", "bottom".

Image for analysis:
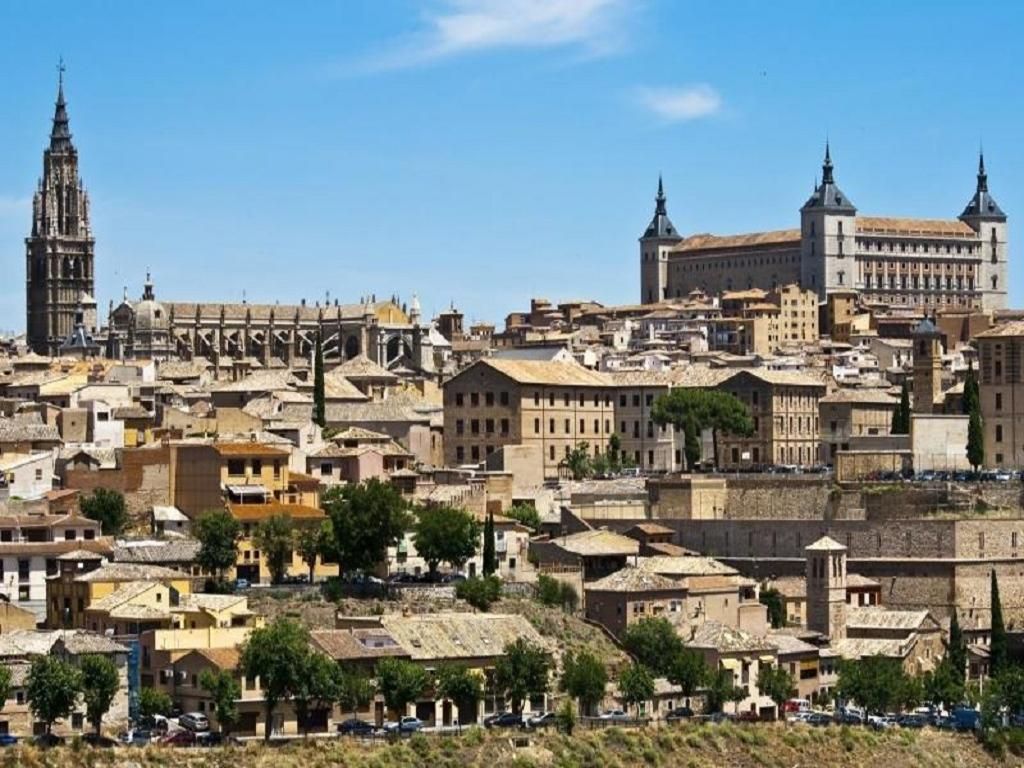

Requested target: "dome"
[{"left": 134, "top": 298, "right": 168, "bottom": 331}]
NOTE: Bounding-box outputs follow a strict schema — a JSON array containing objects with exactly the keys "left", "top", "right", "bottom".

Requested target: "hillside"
[{"left": 5, "top": 723, "right": 1011, "bottom": 768}]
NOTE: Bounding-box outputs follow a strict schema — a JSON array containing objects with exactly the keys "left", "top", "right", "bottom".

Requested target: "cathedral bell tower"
[
  {"left": 25, "top": 62, "right": 96, "bottom": 356},
  {"left": 639, "top": 176, "right": 683, "bottom": 304}
]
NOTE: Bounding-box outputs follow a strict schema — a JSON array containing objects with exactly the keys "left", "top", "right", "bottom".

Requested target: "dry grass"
[{"left": 3, "top": 723, "right": 1008, "bottom": 768}]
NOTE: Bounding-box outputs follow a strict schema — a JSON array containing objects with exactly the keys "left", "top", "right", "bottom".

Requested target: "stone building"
[
  {"left": 818, "top": 387, "right": 898, "bottom": 464},
  {"left": 642, "top": 147, "right": 1008, "bottom": 312},
  {"left": 25, "top": 68, "right": 96, "bottom": 355},
  {"left": 976, "top": 320, "right": 1024, "bottom": 468}
]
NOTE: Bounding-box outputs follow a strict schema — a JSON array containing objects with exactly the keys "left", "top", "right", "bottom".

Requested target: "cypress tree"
[
  {"left": 962, "top": 364, "right": 979, "bottom": 415},
  {"left": 966, "top": 408, "right": 984, "bottom": 471},
  {"left": 313, "top": 333, "right": 326, "bottom": 428},
  {"left": 990, "top": 569, "right": 1008, "bottom": 676},
  {"left": 482, "top": 510, "right": 496, "bottom": 576},
  {"left": 947, "top": 609, "right": 967, "bottom": 683}
]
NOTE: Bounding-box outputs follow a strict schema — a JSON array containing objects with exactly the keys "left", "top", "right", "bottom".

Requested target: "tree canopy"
[
  {"left": 240, "top": 617, "right": 311, "bottom": 740},
  {"left": 0, "top": 666, "right": 11, "bottom": 717},
  {"left": 337, "top": 668, "right": 376, "bottom": 720},
  {"left": 482, "top": 510, "right": 497, "bottom": 576},
  {"left": 836, "top": 655, "right": 917, "bottom": 714},
  {"left": 991, "top": 569, "right": 1008, "bottom": 676},
  {"left": 755, "top": 664, "right": 794, "bottom": 719},
  {"left": 295, "top": 522, "right": 329, "bottom": 584},
  {"left": 138, "top": 686, "right": 172, "bottom": 719},
  {"left": 618, "top": 663, "right": 655, "bottom": 716},
  {"left": 26, "top": 655, "right": 81, "bottom": 735},
  {"left": 622, "top": 618, "right": 684, "bottom": 677},
  {"left": 704, "top": 667, "right": 747, "bottom": 714},
  {"left": 80, "top": 654, "right": 120, "bottom": 735},
  {"left": 195, "top": 509, "right": 241, "bottom": 581},
  {"left": 324, "top": 479, "right": 411, "bottom": 574},
  {"left": 437, "top": 665, "right": 483, "bottom": 721},
  {"left": 253, "top": 513, "right": 295, "bottom": 585},
  {"left": 666, "top": 649, "right": 709, "bottom": 698},
  {"left": 947, "top": 608, "right": 967, "bottom": 684},
  {"left": 562, "top": 442, "right": 594, "bottom": 480},
  {"left": 759, "top": 588, "right": 785, "bottom": 629},
  {"left": 652, "top": 389, "right": 754, "bottom": 470},
  {"left": 80, "top": 488, "right": 128, "bottom": 536},
  {"left": 199, "top": 668, "right": 242, "bottom": 734},
  {"left": 891, "top": 381, "right": 911, "bottom": 435},
  {"left": 413, "top": 505, "right": 480, "bottom": 576},
  {"left": 313, "top": 332, "right": 326, "bottom": 428},
  {"left": 494, "top": 639, "right": 551, "bottom": 716},
  {"left": 292, "top": 650, "right": 342, "bottom": 736},
  {"left": 455, "top": 574, "right": 501, "bottom": 611},
  {"left": 375, "top": 658, "right": 429, "bottom": 718},
  {"left": 560, "top": 650, "right": 608, "bottom": 715},
  {"left": 504, "top": 503, "right": 541, "bottom": 532}
]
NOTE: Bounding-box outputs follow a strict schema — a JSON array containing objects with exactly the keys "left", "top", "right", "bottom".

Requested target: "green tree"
[
  {"left": 756, "top": 664, "right": 795, "bottom": 720},
  {"left": 967, "top": 407, "right": 985, "bottom": 471},
  {"left": 413, "top": 506, "right": 480, "bottom": 577},
  {"left": 759, "top": 588, "right": 785, "bottom": 629},
  {"left": 948, "top": 609, "right": 967, "bottom": 684},
  {"left": 254, "top": 513, "right": 294, "bottom": 585},
  {"left": 0, "top": 665, "right": 11, "bottom": 719},
  {"left": 560, "top": 650, "right": 608, "bottom": 716},
  {"left": 494, "top": 639, "right": 550, "bottom": 716},
  {"left": 556, "top": 698, "right": 577, "bottom": 735},
  {"left": 292, "top": 650, "right": 342, "bottom": 736},
  {"left": 618, "top": 663, "right": 655, "bottom": 717},
  {"left": 324, "top": 479, "right": 411, "bottom": 575},
  {"left": 375, "top": 658, "right": 429, "bottom": 718},
  {"left": 437, "top": 665, "right": 484, "bottom": 723},
  {"left": 622, "top": 618, "right": 684, "bottom": 677},
  {"left": 313, "top": 332, "right": 326, "bottom": 428},
  {"left": 504, "top": 503, "right": 541, "bottom": 532},
  {"left": 922, "top": 658, "right": 965, "bottom": 710},
  {"left": 26, "top": 655, "right": 81, "bottom": 736},
  {"left": 199, "top": 668, "right": 241, "bottom": 735},
  {"left": 891, "top": 381, "right": 911, "bottom": 435},
  {"left": 337, "top": 668, "right": 376, "bottom": 721},
  {"left": 196, "top": 509, "right": 241, "bottom": 583},
  {"left": 653, "top": 389, "right": 755, "bottom": 471},
  {"left": 993, "top": 666, "right": 1024, "bottom": 717},
  {"left": 563, "top": 442, "right": 593, "bottom": 480},
  {"left": 295, "top": 523, "right": 325, "bottom": 585},
  {"left": 80, "top": 488, "right": 128, "bottom": 536},
  {"left": 666, "top": 649, "right": 708, "bottom": 698},
  {"left": 239, "top": 618, "right": 310, "bottom": 740},
  {"left": 591, "top": 452, "right": 610, "bottom": 477},
  {"left": 456, "top": 574, "right": 502, "bottom": 611},
  {"left": 80, "top": 654, "right": 120, "bottom": 736},
  {"left": 482, "top": 510, "right": 497, "bottom": 576},
  {"left": 991, "top": 569, "right": 1008, "bottom": 676},
  {"left": 836, "top": 656, "right": 908, "bottom": 714},
  {"left": 607, "top": 433, "right": 623, "bottom": 473},
  {"left": 138, "top": 686, "right": 172, "bottom": 719},
  {"left": 704, "top": 667, "right": 746, "bottom": 714},
  {"left": 962, "top": 363, "right": 980, "bottom": 416}
]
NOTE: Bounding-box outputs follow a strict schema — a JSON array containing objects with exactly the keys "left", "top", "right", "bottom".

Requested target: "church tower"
[
  {"left": 912, "top": 317, "right": 943, "bottom": 414},
  {"left": 25, "top": 64, "right": 96, "bottom": 355},
  {"left": 959, "top": 152, "right": 1008, "bottom": 312},
  {"left": 805, "top": 535, "right": 847, "bottom": 641},
  {"left": 639, "top": 177, "right": 683, "bottom": 304},
  {"left": 800, "top": 143, "right": 857, "bottom": 300}
]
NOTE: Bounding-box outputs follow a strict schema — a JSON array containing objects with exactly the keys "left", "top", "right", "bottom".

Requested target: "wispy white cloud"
[
  {"left": 635, "top": 84, "right": 722, "bottom": 122},
  {"left": 361, "top": 0, "right": 629, "bottom": 71}
]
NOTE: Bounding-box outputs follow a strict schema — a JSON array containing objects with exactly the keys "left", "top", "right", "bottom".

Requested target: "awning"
[
  {"left": 720, "top": 658, "right": 741, "bottom": 672},
  {"left": 226, "top": 484, "right": 268, "bottom": 497}
]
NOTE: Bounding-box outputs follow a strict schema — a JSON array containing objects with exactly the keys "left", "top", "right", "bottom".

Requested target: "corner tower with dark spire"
[
  {"left": 25, "top": 63, "right": 96, "bottom": 355},
  {"left": 799, "top": 143, "right": 857, "bottom": 300},
  {"left": 960, "top": 152, "right": 1008, "bottom": 312},
  {"left": 640, "top": 176, "right": 683, "bottom": 304}
]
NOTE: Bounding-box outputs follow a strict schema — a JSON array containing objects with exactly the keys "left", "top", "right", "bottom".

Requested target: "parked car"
[
  {"left": 869, "top": 715, "right": 898, "bottom": 730},
  {"left": 952, "top": 706, "right": 981, "bottom": 731},
  {"left": 806, "top": 712, "right": 832, "bottom": 727},
  {"left": 234, "top": 578, "right": 250, "bottom": 590},
  {"left": 179, "top": 712, "right": 210, "bottom": 732},
  {"left": 337, "top": 718, "right": 376, "bottom": 735},
  {"left": 897, "top": 713, "right": 928, "bottom": 729},
  {"left": 665, "top": 706, "right": 694, "bottom": 721},
  {"left": 597, "top": 709, "right": 630, "bottom": 722},
  {"left": 527, "top": 712, "right": 558, "bottom": 729},
  {"left": 160, "top": 729, "right": 196, "bottom": 746},
  {"left": 196, "top": 731, "right": 230, "bottom": 747},
  {"left": 32, "top": 733, "right": 65, "bottom": 748},
  {"left": 935, "top": 715, "right": 957, "bottom": 730},
  {"left": 0, "top": 734, "right": 17, "bottom": 747},
  {"left": 81, "top": 733, "right": 119, "bottom": 748},
  {"left": 834, "top": 707, "right": 865, "bottom": 725},
  {"left": 786, "top": 711, "right": 812, "bottom": 724},
  {"left": 138, "top": 714, "right": 169, "bottom": 734},
  {"left": 484, "top": 711, "right": 524, "bottom": 729},
  {"left": 384, "top": 716, "right": 423, "bottom": 734}
]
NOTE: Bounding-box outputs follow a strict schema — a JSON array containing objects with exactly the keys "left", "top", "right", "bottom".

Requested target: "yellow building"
[
  {"left": 46, "top": 560, "right": 192, "bottom": 630},
  {"left": 231, "top": 501, "right": 334, "bottom": 584}
]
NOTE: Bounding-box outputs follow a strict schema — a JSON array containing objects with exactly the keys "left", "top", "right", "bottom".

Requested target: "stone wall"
[{"left": 63, "top": 445, "right": 170, "bottom": 523}]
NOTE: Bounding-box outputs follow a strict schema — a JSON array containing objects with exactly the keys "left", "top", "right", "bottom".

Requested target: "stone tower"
[
  {"left": 800, "top": 143, "right": 857, "bottom": 300},
  {"left": 639, "top": 177, "right": 683, "bottom": 304},
  {"left": 25, "top": 64, "right": 96, "bottom": 356},
  {"left": 805, "top": 535, "right": 847, "bottom": 641},
  {"left": 912, "top": 317, "right": 943, "bottom": 414},
  {"left": 959, "top": 152, "right": 1008, "bottom": 313}
]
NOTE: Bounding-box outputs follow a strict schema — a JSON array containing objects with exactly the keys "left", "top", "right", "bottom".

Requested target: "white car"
[{"left": 598, "top": 709, "right": 629, "bottom": 722}]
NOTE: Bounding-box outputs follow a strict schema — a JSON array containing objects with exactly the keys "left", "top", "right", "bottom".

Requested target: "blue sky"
[{"left": 1, "top": 1, "right": 1023, "bottom": 334}]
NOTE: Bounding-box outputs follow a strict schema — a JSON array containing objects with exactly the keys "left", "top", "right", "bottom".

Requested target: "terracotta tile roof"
[
  {"left": 311, "top": 629, "right": 410, "bottom": 661},
  {"left": 213, "top": 442, "right": 289, "bottom": 458},
  {"left": 379, "top": 613, "right": 551, "bottom": 661},
  {"left": 820, "top": 388, "right": 898, "bottom": 404},
  {"left": 845, "top": 606, "right": 936, "bottom": 632},
  {"left": 548, "top": 529, "right": 639, "bottom": 557},
  {"left": 227, "top": 502, "right": 325, "bottom": 522},
  {"left": 975, "top": 321, "right": 1024, "bottom": 339},
  {"left": 0, "top": 538, "right": 113, "bottom": 558},
  {"left": 687, "top": 621, "right": 777, "bottom": 653},
  {"left": 74, "top": 562, "right": 185, "bottom": 583},
  {"left": 586, "top": 566, "right": 683, "bottom": 593},
  {"left": 637, "top": 556, "right": 737, "bottom": 577},
  {"left": 473, "top": 358, "right": 611, "bottom": 388},
  {"left": 855, "top": 216, "right": 976, "bottom": 238},
  {"left": 675, "top": 229, "right": 801, "bottom": 253},
  {"left": 186, "top": 647, "right": 241, "bottom": 670},
  {"left": 334, "top": 355, "right": 398, "bottom": 381}
]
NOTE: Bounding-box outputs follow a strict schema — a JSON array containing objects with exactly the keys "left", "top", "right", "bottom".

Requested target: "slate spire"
[{"left": 50, "top": 59, "right": 73, "bottom": 152}]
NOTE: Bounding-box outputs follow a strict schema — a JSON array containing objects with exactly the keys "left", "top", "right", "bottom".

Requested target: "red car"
[{"left": 160, "top": 730, "right": 195, "bottom": 747}]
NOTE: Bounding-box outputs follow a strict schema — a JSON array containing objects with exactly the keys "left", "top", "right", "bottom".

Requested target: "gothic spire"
[
  {"left": 50, "top": 59, "right": 73, "bottom": 152},
  {"left": 977, "top": 150, "right": 988, "bottom": 193},
  {"left": 641, "top": 176, "right": 681, "bottom": 241},
  {"left": 802, "top": 141, "right": 855, "bottom": 213},
  {"left": 821, "top": 141, "right": 834, "bottom": 185},
  {"left": 960, "top": 149, "right": 1005, "bottom": 222}
]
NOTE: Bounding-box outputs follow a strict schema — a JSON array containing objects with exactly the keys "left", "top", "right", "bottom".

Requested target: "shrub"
[{"left": 456, "top": 575, "right": 501, "bottom": 611}]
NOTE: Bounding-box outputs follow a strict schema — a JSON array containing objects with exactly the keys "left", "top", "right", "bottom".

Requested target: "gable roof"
[
  {"left": 378, "top": 613, "right": 550, "bottom": 661},
  {"left": 586, "top": 567, "right": 683, "bottom": 593},
  {"left": 471, "top": 358, "right": 611, "bottom": 388}
]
